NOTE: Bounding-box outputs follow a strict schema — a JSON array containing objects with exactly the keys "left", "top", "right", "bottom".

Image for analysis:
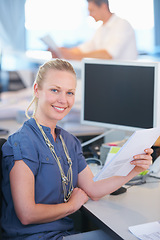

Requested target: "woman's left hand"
[{"left": 130, "top": 148, "right": 153, "bottom": 173}]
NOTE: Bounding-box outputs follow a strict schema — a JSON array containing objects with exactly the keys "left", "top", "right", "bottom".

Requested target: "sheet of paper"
[
  {"left": 94, "top": 127, "right": 160, "bottom": 181},
  {"left": 104, "top": 146, "right": 121, "bottom": 166},
  {"left": 129, "top": 221, "right": 160, "bottom": 240},
  {"left": 40, "top": 34, "right": 61, "bottom": 58}
]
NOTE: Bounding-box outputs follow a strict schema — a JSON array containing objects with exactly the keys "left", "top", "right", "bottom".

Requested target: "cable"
[{"left": 81, "top": 129, "right": 115, "bottom": 147}]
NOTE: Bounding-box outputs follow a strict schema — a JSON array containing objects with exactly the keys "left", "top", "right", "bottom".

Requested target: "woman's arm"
[
  {"left": 78, "top": 148, "right": 153, "bottom": 201},
  {"left": 10, "top": 160, "right": 88, "bottom": 225}
]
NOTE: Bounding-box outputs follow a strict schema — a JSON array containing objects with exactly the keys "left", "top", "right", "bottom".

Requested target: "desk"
[
  {"left": 0, "top": 82, "right": 105, "bottom": 139},
  {"left": 1, "top": 51, "right": 82, "bottom": 88},
  {"left": 0, "top": 118, "right": 105, "bottom": 139},
  {"left": 0, "top": 119, "right": 22, "bottom": 138},
  {"left": 82, "top": 178, "right": 160, "bottom": 240}
]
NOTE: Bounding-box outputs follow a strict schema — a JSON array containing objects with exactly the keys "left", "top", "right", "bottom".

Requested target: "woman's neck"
[{"left": 33, "top": 114, "right": 57, "bottom": 141}]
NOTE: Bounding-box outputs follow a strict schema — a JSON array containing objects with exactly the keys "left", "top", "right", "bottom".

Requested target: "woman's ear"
[{"left": 34, "top": 83, "right": 39, "bottom": 98}]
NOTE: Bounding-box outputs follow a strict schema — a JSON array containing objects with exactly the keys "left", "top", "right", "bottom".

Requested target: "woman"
[{"left": 1, "top": 59, "right": 152, "bottom": 239}]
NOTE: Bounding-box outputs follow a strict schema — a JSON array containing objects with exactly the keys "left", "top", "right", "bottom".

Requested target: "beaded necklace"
[{"left": 34, "top": 117, "right": 74, "bottom": 203}]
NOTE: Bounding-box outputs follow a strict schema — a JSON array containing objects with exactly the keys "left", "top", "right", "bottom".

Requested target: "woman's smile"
[{"left": 52, "top": 105, "right": 67, "bottom": 112}]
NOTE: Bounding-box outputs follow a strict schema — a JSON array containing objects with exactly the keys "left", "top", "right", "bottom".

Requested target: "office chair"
[{"left": 0, "top": 138, "right": 7, "bottom": 239}]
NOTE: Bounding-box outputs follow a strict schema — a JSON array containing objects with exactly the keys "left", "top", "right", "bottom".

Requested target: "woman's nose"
[{"left": 58, "top": 92, "right": 67, "bottom": 103}]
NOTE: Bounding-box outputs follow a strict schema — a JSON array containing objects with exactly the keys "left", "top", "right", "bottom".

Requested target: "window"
[
  {"left": 25, "top": 0, "right": 154, "bottom": 53},
  {"left": 109, "top": 0, "right": 154, "bottom": 53},
  {"left": 25, "top": 0, "right": 96, "bottom": 50}
]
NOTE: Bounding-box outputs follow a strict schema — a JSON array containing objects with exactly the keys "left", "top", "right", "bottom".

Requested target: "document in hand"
[
  {"left": 40, "top": 34, "right": 61, "bottom": 58},
  {"left": 93, "top": 127, "right": 160, "bottom": 181}
]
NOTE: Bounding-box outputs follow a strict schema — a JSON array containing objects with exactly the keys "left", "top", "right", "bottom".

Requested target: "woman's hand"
[
  {"left": 130, "top": 148, "right": 153, "bottom": 173},
  {"left": 68, "top": 188, "right": 89, "bottom": 212}
]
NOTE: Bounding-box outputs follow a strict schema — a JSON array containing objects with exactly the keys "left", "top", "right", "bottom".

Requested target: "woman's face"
[{"left": 34, "top": 69, "right": 76, "bottom": 126}]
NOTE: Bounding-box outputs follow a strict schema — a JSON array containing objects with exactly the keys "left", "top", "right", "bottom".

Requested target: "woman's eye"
[
  {"left": 67, "top": 92, "right": 74, "bottom": 96},
  {"left": 51, "top": 89, "right": 58, "bottom": 93}
]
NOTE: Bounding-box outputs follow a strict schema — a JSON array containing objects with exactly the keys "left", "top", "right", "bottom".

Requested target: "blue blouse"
[{"left": 1, "top": 118, "right": 87, "bottom": 239}]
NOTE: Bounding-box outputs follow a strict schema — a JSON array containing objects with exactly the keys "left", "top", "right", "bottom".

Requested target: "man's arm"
[{"left": 50, "top": 47, "right": 112, "bottom": 60}]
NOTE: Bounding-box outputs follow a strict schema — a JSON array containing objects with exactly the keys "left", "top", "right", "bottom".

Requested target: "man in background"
[{"left": 49, "top": 0, "right": 137, "bottom": 60}]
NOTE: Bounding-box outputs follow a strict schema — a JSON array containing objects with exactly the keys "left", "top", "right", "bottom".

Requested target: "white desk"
[
  {"left": 0, "top": 119, "right": 22, "bottom": 137},
  {"left": 0, "top": 118, "right": 105, "bottom": 139},
  {"left": 82, "top": 178, "right": 160, "bottom": 240},
  {"left": 0, "top": 85, "right": 105, "bottom": 139}
]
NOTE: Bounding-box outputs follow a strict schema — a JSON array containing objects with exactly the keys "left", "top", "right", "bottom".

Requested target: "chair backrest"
[
  {"left": 0, "top": 138, "right": 7, "bottom": 217},
  {"left": 0, "top": 138, "right": 6, "bottom": 157}
]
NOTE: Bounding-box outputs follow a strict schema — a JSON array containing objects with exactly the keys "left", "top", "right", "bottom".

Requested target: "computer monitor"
[{"left": 81, "top": 59, "right": 160, "bottom": 132}]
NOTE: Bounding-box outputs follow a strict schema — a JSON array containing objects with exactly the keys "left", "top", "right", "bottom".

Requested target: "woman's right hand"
[{"left": 68, "top": 188, "right": 89, "bottom": 212}]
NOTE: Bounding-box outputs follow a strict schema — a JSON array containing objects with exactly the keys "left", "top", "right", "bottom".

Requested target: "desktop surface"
[
  {"left": 83, "top": 178, "right": 160, "bottom": 240},
  {"left": 0, "top": 118, "right": 106, "bottom": 139}
]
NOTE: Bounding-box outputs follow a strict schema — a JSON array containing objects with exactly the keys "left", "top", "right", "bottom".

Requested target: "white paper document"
[
  {"left": 94, "top": 127, "right": 160, "bottom": 181},
  {"left": 129, "top": 221, "right": 160, "bottom": 240},
  {"left": 40, "top": 34, "right": 61, "bottom": 58}
]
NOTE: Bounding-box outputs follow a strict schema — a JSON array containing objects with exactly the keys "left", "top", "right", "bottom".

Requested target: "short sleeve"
[
  {"left": 73, "top": 136, "right": 87, "bottom": 173},
  {"left": 2, "top": 132, "right": 40, "bottom": 176}
]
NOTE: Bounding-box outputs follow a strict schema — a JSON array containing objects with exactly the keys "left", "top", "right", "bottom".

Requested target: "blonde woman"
[{"left": 1, "top": 59, "right": 152, "bottom": 239}]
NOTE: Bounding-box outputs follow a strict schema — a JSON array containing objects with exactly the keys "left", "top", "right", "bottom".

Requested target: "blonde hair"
[{"left": 26, "top": 58, "right": 76, "bottom": 118}]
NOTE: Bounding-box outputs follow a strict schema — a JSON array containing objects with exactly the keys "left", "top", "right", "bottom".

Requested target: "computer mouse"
[{"left": 110, "top": 186, "right": 127, "bottom": 195}]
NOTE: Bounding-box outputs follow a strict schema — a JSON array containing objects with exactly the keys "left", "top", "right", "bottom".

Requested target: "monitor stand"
[{"left": 81, "top": 129, "right": 115, "bottom": 148}]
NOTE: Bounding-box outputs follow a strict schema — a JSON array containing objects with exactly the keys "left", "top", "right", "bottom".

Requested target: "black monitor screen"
[{"left": 82, "top": 60, "right": 160, "bottom": 131}]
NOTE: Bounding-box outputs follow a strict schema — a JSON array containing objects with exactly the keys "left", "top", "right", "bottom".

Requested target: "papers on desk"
[
  {"left": 129, "top": 221, "right": 160, "bottom": 240},
  {"left": 93, "top": 127, "right": 160, "bottom": 181}
]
